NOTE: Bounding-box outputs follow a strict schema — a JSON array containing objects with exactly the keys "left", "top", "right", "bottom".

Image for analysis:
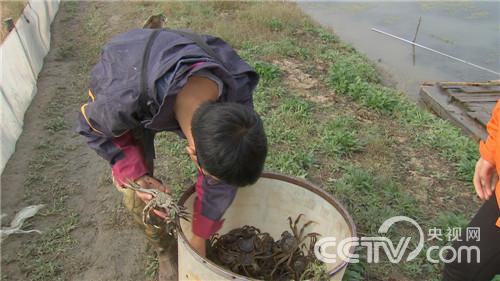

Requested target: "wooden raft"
[{"left": 420, "top": 81, "right": 500, "bottom": 141}]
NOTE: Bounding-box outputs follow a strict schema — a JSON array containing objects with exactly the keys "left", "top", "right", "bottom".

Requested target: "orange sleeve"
[
  {"left": 496, "top": 189, "right": 500, "bottom": 228},
  {"left": 479, "top": 101, "right": 500, "bottom": 165}
]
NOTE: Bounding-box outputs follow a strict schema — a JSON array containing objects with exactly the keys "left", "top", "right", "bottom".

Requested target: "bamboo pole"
[{"left": 372, "top": 28, "right": 500, "bottom": 77}]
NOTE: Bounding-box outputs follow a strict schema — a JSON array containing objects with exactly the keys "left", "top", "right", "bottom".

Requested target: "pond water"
[{"left": 299, "top": 1, "right": 500, "bottom": 102}]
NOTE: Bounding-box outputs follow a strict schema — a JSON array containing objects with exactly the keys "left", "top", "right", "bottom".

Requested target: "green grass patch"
[
  {"left": 241, "top": 38, "right": 311, "bottom": 60},
  {"left": 267, "top": 17, "right": 284, "bottom": 32},
  {"left": 20, "top": 213, "right": 79, "bottom": 281},
  {"left": 57, "top": 41, "right": 75, "bottom": 59},
  {"left": 44, "top": 116, "right": 68, "bottom": 132},
  {"left": 278, "top": 96, "right": 311, "bottom": 118},
  {"left": 266, "top": 148, "right": 315, "bottom": 178},
  {"left": 325, "top": 50, "right": 477, "bottom": 181},
  {"left": 253, "top": 84, "right": 286, "bottom": 113},
  {"left": 305, "top": 25, "right": 339, "bottom": 43},
  {"left": 322, "top": 116, "right": 363, "bottom": 157},
  {"left": 251, "top": 60, "right": 281, "bottom": 85},
  {"left": 154, "top": 132, "right": 197, "bottom": 197},
  {"left": 145, "top": 252, "right": 159, "bottom": 278},
  {"left": 342, "top": 259, "right": 366, "bottom": 281},
  {"left": 262, "top": 93, "right": 318, "bottom": 146},
  {"left": 430, "top": 212, "right": 469, "bottom": 243},
  {"left": 347, "top": 80, "right": 401, "bottom": 115},
  {"left": 326, "top": 51, "right": 380, "bottom": 94},
  {"left": 329, "top": 166, "right": 421, "bottom": 234}
]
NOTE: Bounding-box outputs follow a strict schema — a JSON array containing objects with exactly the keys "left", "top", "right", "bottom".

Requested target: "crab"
[
  {"left": 255, "top": 232, "right": 275, "bottom": 256},
  {"left": 208, "top": 226, "right": 274, "bottom": 278},
  {"left": 207, "top": 215, "right": 321, "bottom": 280},
  {"left": 270, "top": 214, "right": 320, "bottom": 279},
  {"left": 125, "top": 181, "right": 189, "bottom": 235}
]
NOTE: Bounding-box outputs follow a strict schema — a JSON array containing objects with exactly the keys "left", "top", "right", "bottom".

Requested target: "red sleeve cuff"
[
  {"left": 192, "top": 213, "right": 224, "bottom": 239},
  {"left": 111, "top": 133, "right": 149, "bottom": 186},
  {"left": 191, "top": 172, "right": 224, "bottom": 239}
]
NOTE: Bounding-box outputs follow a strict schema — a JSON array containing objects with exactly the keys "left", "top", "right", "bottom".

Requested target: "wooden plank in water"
[
  {"left": 467, "top": 103, "right": 496, "bottom": 126},
  {"left": 451, "top": 93, "right": 500, "bottom": 103},
  {"left": 445, "top": 85, "right": 500, "bottom": 92},
  {"left": 420, "top": 84, "right": 489, "bottom": 141},
  {"left": 461, "top": 89, "right": 500, "bottom": 94},
  {"left": 467, "top": 103, "right": 496, "bottom": 113},
  {"left": 438, "top": 81, "right": 500, "bottom": 88},
  {"left": 468, "top": 111, "right": 492, "bottom": 126}
]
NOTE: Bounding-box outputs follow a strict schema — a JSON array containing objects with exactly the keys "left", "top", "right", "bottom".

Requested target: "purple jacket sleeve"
[
  {"left": 192, "top": 171, "right": 237, "bottom": 239},
  {"left": 76, "top": 90, "right": 149, "bottom": 185}
]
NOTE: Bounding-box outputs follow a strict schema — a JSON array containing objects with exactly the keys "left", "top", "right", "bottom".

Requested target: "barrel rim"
[{"left": 176, "top": 171, "right": 357, "bottom": 279}]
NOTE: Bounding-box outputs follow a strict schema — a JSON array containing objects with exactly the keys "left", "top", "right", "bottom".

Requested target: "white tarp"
[
  {"left": 1, "top": 204, "right": 45, "bottom": 241},
  {"left": 0, "top": 0, "right": 60, "bottom": 174}
]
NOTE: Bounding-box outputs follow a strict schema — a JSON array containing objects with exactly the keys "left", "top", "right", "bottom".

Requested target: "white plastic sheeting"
[
  {"left": 0, "top": 204, "right": 45, "bottom": 242},
  {"left": 0, "top": 0, "right": 60, "bottom": 174}
]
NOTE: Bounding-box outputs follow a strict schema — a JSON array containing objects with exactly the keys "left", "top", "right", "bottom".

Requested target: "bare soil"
[{"left": 1, "top": 2, "right": 159, "bottom": 281}]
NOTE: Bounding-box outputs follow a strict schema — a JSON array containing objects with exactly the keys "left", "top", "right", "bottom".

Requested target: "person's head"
[{"left": 189, "top": 102, "right": 267, "bottom": 187}]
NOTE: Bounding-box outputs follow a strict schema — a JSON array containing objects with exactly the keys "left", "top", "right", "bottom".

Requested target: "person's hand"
[
  {"left": 135, "top": 175, "right": 172, "bottom": 218},
  {"left": 473, "top": 157, "right": 497, "bottom": 201}
]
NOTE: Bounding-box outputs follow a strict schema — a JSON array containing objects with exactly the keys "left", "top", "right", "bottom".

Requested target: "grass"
[
  {"left": 341, "top": 260, "right": 365, "bottom": 281},
  {"left": 324, "top": 48, "right": 477, "bottom": 181},
  {"left": 300, "top": 261, "right": 329, "bottom": 280},
  {"left": 57, "top": 41, "right": 75, "bottom": 60},
  {"left": 267, "top": 148, "right": 315, "bottom": 178},
  {"left": 430, "top": 212, "right": 469, "bottom": 245},
  {"left": 326, "top": 52, "right": 381, "bottom": 94},
  {"left": 329, "top": 166, "right": 421, "bottom": 235},
  {"left": 44, "top": 116, "right": 67, "bottom": 132},
  {"left": 252, "top": 60, "right": 281, "bottom": 84},
  {"left": 145, "top": 253, "right": 159, "bottom": 278},
  {"left": 20, "top": 213, "right": 79, "bottom": 281},
  {"left": 322, "top": 116, "right": 363, "bottom": 157}
]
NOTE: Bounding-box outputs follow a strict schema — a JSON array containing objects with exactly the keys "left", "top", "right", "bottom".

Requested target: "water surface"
[{"left": 300, "top": 1, "right": 500, "bottom": 101}]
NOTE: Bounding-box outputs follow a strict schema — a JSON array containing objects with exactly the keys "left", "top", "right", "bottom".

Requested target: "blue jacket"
[{"left": 76, "top": 28, "right": 259, "bottom": 238}]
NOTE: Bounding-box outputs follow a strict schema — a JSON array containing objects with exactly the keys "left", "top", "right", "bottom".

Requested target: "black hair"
[{"left": 191, "top": 102, "right": 267, "bottom": 186}]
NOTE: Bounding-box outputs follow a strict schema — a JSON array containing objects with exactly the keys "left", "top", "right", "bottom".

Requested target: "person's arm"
[
  {"left": 173, "top": 74, "right": 223, "bottom": 255},
  {"left": 474, "top": 102, "right": 500, "bottom": 200},
  {"left": 190, "top": 172, "right": 237, "bottom": 256},
  {"left": 189, "top": 234, "right": 207, "bottom": 257},
  {"left": 76, "top": 91, "right": 163, "bottom": 192}
]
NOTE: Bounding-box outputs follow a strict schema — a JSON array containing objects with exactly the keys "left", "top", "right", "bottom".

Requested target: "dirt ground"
[{"left": 1, "top": 2, "right": 159, "bottom": 281}]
